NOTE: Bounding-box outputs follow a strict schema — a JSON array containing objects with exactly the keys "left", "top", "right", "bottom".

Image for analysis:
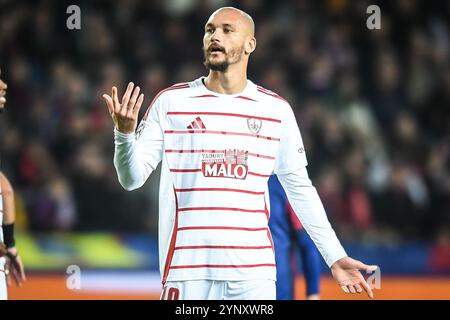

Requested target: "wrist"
[
  {"left": 114, "top": 128, "right": 136, "bottom": 144},
  {"left": 331, "top": 256, "right": 348, "bottom": 270},
  {"left": 2, "top": 223, "right": 15, "bottom": 248},
  {"left": 6, "top": 246, "right": 18, "bottom": 255}
]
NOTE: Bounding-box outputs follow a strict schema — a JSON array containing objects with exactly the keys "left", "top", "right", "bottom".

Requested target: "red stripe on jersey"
[
  {"left": 166, "top": 112, "right": 281, "bottom": 123},
  {"left": 177, "top": 226, "right": 267, "bottom": 232},
  {"left": 256, "top": 86, "right": 288, "bottom": 103},
  {"left": 143, "top": 83, "right": 189, "bottom": 120},
  {"left": 195, "top": 117, "right": 206, "bottom": 129},
  {"left": 175, "top": 188, "right": 264, "bottom": 195},
  {"left": 174, "top": 245, "right": 272, "bottom": 250},
  {"left": 169, "top": 168, "right": 271, "bottom": 178},
  {"left": 170, "top": 263, "right": 276, "bottom": 269},
  {"left": 162, "top": 187, "right": 180, "bottom": 285},
  {"left": 247, "top": 172, "right": 271, "bottom": 178},
  {"left": 235, "top": 95, "right": 257, "bottom": 102},
  {"left": 189, "top": 94, "right": 219, "bottom": 98},
  {"left": 247, "top": 152, "right": 275, "bottom": 160},
  {"left": 178, "top": 207, "right": 266, "bottom": 213},
  {"left": 164, "top": 129, "right": 280, "bottom": 141},
  {"left": 170, "top": 169, "right": 202, "bottom": 173},
  {"left": 165, "top": 149, "right": 275, "bottom": 160}
]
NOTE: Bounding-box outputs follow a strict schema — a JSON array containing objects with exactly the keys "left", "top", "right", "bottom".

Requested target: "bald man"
[{"left": 103, "top": 7, "right": 378, "bottom": 300}]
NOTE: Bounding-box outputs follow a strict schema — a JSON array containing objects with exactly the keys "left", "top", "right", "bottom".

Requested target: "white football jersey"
[
  {"left": 114, "top": 77, "right": 346, "bottom": 283},
  {"left": 0, "top": 178, "right": 6, "bottom": 301},
  {"left": 0, "top": 181, "right": 3, "bottom": 243}
]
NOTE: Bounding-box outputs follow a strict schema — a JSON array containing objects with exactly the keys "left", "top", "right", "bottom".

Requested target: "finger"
[
  {"left": 366, "top": 265, "right": 379, "bottom": 273},
  {"left": 121, "top": 82, "right": 134, "bottom": 113},
  {"left": 341, "top": 285, "right": 349, "bottom": 294},
  {"left": 112, "top": 87, "right": 121, "bottom": 114},
  {"left": 360, "top": 277, "right": 374, "bottom": 299},
  {"left": 102, "top": 94, "right": 114, "bottom": 115},
  {"left": 17, "top": 258, "right": 26, "bottom": 281},
  {"left": 348, "top": 285, "right": 356, "bottom": 294},
  {"left": 12, "top": 267, "right": 22, "bottom": 287},
  {"left": 5, "top": 267, "right": 11, "bottom": 287},
  {"left": 128, "top": 86, "right": 140, "bottom": 107},
  {"left": 0, "top": 97, "right": 5, "bottom": 104},
  {"left": 353, "top": 260, "right": 378, "bottom": 273},
  {"left": 127, "top": 86, "right": 140, "bottom": 116},
  {"left": 355, "top": 284, "right": 363, "bottom": 293},
  {"left": 133, "top": 93, "right": 144, "bottom": 117}
]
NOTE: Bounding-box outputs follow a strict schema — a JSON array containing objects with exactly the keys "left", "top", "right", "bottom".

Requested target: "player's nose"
[{"left": 210, "top": 29, "right": 224, "bottom": 43}]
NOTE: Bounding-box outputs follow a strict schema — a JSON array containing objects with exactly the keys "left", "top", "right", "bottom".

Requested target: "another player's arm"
[
  {"left": 102, "top": 82, "right": 163, "bottom": 190},
  {"left": 274, "top": 104, "right": 378, "bottom": 299},
  {"left": 0, "top": 173, "right": 26, "bottom": 287}
]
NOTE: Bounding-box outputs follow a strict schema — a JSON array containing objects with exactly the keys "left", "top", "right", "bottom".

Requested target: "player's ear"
[{"left": 245, "top": 37, "right": 256, "bottom": 55}]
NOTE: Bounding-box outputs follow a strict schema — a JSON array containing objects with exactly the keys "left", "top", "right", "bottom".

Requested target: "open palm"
[{"left": 331, "top": 256, "right": 378, "bottom": 298}]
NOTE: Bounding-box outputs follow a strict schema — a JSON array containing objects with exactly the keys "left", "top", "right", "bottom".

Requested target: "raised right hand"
[{"left": 102, "top": 82, "right": 144, "bottom": 134}]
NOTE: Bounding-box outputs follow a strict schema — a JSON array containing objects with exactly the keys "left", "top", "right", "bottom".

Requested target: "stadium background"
[{"left": 0, "top": 0, "right": 449, "bottom": 299}]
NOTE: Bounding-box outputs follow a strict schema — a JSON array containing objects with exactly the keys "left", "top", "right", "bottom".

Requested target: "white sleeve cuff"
[{"left": 114, "top": 128, "right": 135, "bottom": 143}]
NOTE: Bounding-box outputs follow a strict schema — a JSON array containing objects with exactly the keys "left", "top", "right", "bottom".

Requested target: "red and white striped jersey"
[{"left": 114, "top": 77, "right": 346, "bottom": 283}]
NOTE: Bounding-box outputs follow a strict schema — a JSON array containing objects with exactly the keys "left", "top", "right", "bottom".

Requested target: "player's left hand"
[
  {"left": 4, "top": 247, "right": 26, "bottom": 287},
  {"left": 0, "top": 243, "right": 6, "bottom": 257},
  {"left": 331, "top": 256, "right": 378, "bottom": 299}
]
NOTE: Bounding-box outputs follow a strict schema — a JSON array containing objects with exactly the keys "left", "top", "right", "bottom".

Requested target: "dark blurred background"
[{"left": 0, "top": 0, "right": 449, "bottom": 298}]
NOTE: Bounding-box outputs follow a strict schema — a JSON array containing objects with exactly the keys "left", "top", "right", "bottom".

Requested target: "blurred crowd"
[{"left": 0, "top": 0, "right": 449, "bottom": 244}]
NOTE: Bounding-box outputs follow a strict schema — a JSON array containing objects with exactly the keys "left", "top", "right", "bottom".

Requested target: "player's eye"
[
  {"left": 205, "top": 28, "right": 214, "bottom": 33},
  {"left": 224, "top": 28, "right": 232, "bottom": 33}
]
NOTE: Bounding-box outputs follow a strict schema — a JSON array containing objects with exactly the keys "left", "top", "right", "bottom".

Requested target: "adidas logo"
[{"left": 187, "top": 117, "right": 206, "bottom": 129}]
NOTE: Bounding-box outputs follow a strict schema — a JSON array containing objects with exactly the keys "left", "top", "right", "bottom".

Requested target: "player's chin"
[{"left": 207, "top": 54, "right": 225, "bottom": 62}]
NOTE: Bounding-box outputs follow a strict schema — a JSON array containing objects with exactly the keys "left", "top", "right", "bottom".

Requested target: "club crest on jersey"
[
  {"left": 247, "top": 118, "right": 262, "bottom": 134},
  {"left": 201, "top": 149, "right": 248, "bottom": 179}
]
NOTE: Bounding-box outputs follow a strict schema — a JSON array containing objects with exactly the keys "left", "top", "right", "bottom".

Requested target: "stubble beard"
[{"left": 203, "top": 46, "right": 245, "bottom": 72}]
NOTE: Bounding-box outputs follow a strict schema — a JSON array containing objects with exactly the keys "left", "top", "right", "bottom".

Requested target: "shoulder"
[
  {"left": 255, "top": 84, "right": 288, "bottom": 101},
  {"left": 254, "top": 84, "right": 291, "bottom": 106},
  {"left": 143, "top": 82, "right": 192, "bottom": 120},
  {"left": 152, "top": 82, "right": 192, "bottom": 102},
  {"left": 253, "top": 84, "right": 293, "bottom": 118}
]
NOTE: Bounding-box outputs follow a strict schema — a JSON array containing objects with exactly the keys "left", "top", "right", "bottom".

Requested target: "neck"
[{"left": 204, "top": 67, "right": 248, "bottom": 95}]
